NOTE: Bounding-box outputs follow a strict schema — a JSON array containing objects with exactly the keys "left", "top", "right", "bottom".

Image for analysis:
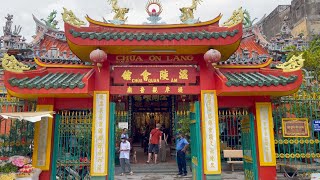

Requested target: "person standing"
[
  {"left": 121, "top": 128, "right": 129, "bottom": 139},
  {"left": 176, "top": 132, "right": 189, "bottom": 177},
  {"left": 119, "top": 136, "right": 133, "bottom": 176},
  {"left": 146, "top": 123, "right": 162, "bottom": 164}
]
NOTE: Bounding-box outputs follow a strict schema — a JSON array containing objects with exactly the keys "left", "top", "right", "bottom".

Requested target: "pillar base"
[
  {"left": 205, "top": 174, "right": 222, "bottom": 180},
  {"left": 259, "top": 166, "right": 276, "bottom": 180},
  {"left": 91, "top": 176, "right": 107, "bottom": 180}
]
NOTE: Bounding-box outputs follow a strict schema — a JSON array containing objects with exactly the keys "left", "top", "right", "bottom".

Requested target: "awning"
[{"left": 0, "top": 111, "right": 54, "bottom": 123}]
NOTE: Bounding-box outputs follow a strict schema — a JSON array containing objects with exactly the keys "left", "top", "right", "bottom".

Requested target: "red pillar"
[{"left": 253, "top": 102, "right": 277, "bottom": 180}]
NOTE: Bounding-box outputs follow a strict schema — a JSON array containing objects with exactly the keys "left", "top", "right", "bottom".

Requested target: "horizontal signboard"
[
  {"left": 110, "top": 85, "right": 200, "bottom": 95},
  {"left": 112, "top": 66, "right": 198, "bottom": 84},
  {"left": 109, "top": 54, "right": 199, "bottom": 64},
  {"left": 282, "top": 118, "right": 309, "bottom": 137}
]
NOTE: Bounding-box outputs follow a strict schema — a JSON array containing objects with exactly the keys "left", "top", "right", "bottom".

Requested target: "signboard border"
[{"left": 282, "top": 118, "right": 310, "bottom": 138}]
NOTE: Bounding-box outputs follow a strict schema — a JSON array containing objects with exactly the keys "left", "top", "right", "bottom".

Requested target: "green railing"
[
  {"left": 0, "top": 97, "right": 36, "bottom": 158},
  {"left": 54, "top": 110, "right": 92, "bottom": 180},
  {"left": 273, "top": 92, "right": 320, "bottom": 178}
]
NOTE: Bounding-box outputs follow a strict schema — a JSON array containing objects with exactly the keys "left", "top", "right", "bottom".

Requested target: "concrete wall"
[
  {"left": 261, "top": 0, "right": 320, "bottom": 40},
  {"left": 261, "top": 5, "right": 291, "bottom": 40}
]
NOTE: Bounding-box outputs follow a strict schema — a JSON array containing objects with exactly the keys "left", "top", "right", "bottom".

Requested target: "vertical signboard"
[
  {"left": 91, "top": 91, "right": 110, "bottom": 176},
  {"left": 256, "top": 102, "right": 276, "bottom": 166},
  {"left": 201, "top": 90, "right": 221, "bottom": 174}
]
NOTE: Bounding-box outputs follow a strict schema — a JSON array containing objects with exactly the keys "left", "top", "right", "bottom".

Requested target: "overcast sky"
[{"left": 0, "top": 0, "right": 292, "bottom": 42}]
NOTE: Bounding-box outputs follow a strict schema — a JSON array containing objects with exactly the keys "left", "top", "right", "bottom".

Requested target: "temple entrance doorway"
[{"left": 112, "top": 95, "right": 199, "bottom": 176}]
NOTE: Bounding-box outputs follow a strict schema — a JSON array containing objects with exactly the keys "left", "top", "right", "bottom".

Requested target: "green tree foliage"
[{"left": 285, "top": 36, "right": 320, "bottom": 76}]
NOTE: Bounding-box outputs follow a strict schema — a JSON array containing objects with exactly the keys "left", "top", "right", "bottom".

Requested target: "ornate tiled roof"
[
  {"left": 69, "top": 29, "right": 239, "bottom": 41},
  {"left": 8, "top": 72, "right": 86, "bottom": 89},
  {"left": 223, "top": 71, "right": 298, "bottom": 87}
]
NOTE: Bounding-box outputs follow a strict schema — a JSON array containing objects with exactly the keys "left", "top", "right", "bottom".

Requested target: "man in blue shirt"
[{"left": 176, "top": 132, "right": 189, "bottom": 176}]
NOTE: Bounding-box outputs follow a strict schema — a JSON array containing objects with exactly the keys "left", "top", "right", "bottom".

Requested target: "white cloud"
[{"left": 0, "top": 0, "right": 292, "bottom": 41}]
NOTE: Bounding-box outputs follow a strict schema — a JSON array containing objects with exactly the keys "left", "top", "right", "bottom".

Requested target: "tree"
[{"left": 285, "top": 35, "right": 320, "bottom": 77}]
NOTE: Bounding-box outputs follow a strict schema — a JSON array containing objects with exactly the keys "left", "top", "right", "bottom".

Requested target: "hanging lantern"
[
  {"left": 204, "top": 49, "right": 221, "bottom": 67},
  {"left": 89, "top": 49, "right": 107, "bottom": 72}
]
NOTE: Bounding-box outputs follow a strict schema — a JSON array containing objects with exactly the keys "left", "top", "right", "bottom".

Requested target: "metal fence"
[
  {"left": 0, "top": 97, "right": 36, "bottom": 158},
  {"left": 54, "top": 110, "right": 92, "bottom": 180},
  {"left": 273, "top": 87, "right": 320, "bottom": 177}
]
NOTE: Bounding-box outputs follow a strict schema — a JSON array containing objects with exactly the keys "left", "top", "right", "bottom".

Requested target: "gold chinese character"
[
  {"left": 165, "top": 86, "right": 170, "bottom": 93},
  {"left": 152, "top": 87, "right": 158, "bottom": 93},
  {"left": 140, "top": 87, "right": 145, "bottom": 93},
  {"left": 160, "top": 69, "right": 169, "bottom": 80},
  {"left": 141, "top": 70, "right": 151, "bottom": 81},
  {"left": 178, "top": 87, "right": 183, "bottom": 93},
  {"left": 121, "top": 70, "right": 132, "bottom": 80},
  {"left": 127, "top": 87, "right": 132, "bottom": 93},
  {"left": 179, "top": 69, "right": 188, "bottom": 79}
]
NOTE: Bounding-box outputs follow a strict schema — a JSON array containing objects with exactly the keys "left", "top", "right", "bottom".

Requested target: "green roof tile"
[
  {"left": 8, "top": 72, "right": 86, "bottom": 90},
  {"left": 70, "top": 29, "right": 239, "bottom": 41},
  {"left": 223, "top": 72, "right": 298, "bottom": 87}
]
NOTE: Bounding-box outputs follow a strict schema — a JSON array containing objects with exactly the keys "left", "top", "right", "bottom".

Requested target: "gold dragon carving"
[
  {"left": 62, "top": 8, "right": 86, "bottom": 28},
  {"left": 179, "top": 0, "right": 202, "bottom": 23},
  {"left": 276, "top": 54, "right": 305, "bottom": 72},
  {"left": 107, "top": 0, "right": 129, "bottom": 22},
  {"left": 222, "top": 7, "right": 244, "bottom": 28},
  {"left": 1, "top": 53, "right": 30, "bottom": 73}
]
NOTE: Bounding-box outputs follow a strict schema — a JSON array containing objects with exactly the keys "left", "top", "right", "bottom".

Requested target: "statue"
[
  {"left": 222, "top": 7, "right": 244, "bottom": 28},
  {"left": 1, "top": 53, "right": 30, "bottom": 73},
  {"left": 107, "top": 0, "right": 129, "bottom": 25},
  {"left": 62, "top": 8, "right": 86, "bottom": 28},
  {"left": 3, "top": 14, "right": 13, "bottom": 36},
  {"left": 243, "top": 10, "right": 257, "bottom": 28},
  {"left": 276, "top": 54, "right": 305, "bottom": 72},
  {"left": 179, "top": 0, "right": 202, "bottom": 24},
  {"left": 41, "top": 10, "right": 59, "bottom": 29}
]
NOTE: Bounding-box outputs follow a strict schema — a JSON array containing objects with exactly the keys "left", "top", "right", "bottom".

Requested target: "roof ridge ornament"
[
  {"left": 62, "top": 8, "right": 86, "bottom": 28},
  {"left": 222, "top": 7, "right": 244, "bottom": 28},
  {"left": 143, "top": 0, "right": 165, "bottom": 24},
  {"left": 275, "top": 54, "right": 305, "bottom": 72},
  {"left": 107, "top": 0, "right": 129, "bottom": 25},
  {"left": 41, "top": 10, "right": 58, "bottom": 29},
  {"left": 179, "top": 0, "right": 202, "bottom": 24},
  {"left": 1, "top": 53, "right": 30, "bottom": 73}
]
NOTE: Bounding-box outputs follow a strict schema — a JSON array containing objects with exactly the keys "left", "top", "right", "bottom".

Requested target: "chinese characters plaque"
[
  {"left": 201, "top": 90, "right": 221, "bottom": 174},
  {"left": 282, "top": 118, "right": 309, "bottom": 137},
  {"left": 91, "top": 92, "right": 109, "bottom": 176},
  {"left": 256, "top": 102, "right": 276, "bottom": 166}
]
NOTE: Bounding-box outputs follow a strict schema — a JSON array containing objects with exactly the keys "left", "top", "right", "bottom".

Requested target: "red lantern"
[
  {"left": 204, "top": 49, "right": 221, "bottom": 66},
  {"left": 90, "top": 49, "right": 107, "bottom": 72}
]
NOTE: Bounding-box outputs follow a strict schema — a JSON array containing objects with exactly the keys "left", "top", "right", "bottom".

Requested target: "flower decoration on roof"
[
  {"left": 107, "top": 0, "right": 129, "bottom": 25},
  {"left": 222, "top": 7, "right": 244, "bottom": 28},
  {"left": 62, "top": 8, "right": 86, "bottom": 28},
  {"left": 275, "top": 54, "right": 304, "bottom": 72},
  {"left": 1, "top": 53, "right": 30, "bottom": 73},
  {"left": 143, "top": 0, "right": 165, "bottom": 24},
  {"left": 179, "top": 0, "right": 202, "bottom": 24}
]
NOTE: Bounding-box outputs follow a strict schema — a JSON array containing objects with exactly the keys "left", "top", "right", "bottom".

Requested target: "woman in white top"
[{"left": 119, "top": 136, "right": 133, "bottom": 176}]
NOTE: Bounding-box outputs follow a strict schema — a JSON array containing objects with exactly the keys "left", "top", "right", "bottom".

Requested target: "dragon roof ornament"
[
  {"left": 179, "top": 0, "right": 202, "bottom": 24},
  {"left": 107, "top": 0, "right": 129, "bottom": 25},
  {"left": 275, "top": 54, "right": 304, "bottom": 72},
  {"left": 222, "top": 7, "right": 244, "bottom": 28},
  {"left": 1, "top": 53, "right": 30, "bottom": 73},
  {"left": 41, "top": 10, "right": 58, "bottom": 29},
  {"left": 62, "top": 8, "right": 86, "bottom": 28}
]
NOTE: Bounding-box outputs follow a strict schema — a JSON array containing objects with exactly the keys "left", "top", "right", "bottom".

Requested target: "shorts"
[{"left": 148, "top": 144, "right": 159, "bottom": 154}]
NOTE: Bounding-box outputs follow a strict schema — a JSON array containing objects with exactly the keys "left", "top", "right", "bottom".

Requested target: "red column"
[
  {"left": 37, "top": 98, "right": 54, "bottom": 180},
  {"left": 253, "top": 103, "right": 277, "bottom": 180}
]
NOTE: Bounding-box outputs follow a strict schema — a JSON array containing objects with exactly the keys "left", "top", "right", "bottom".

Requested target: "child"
[{"left": 119, "top": 136, "right": 133, "bottom": 176}]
